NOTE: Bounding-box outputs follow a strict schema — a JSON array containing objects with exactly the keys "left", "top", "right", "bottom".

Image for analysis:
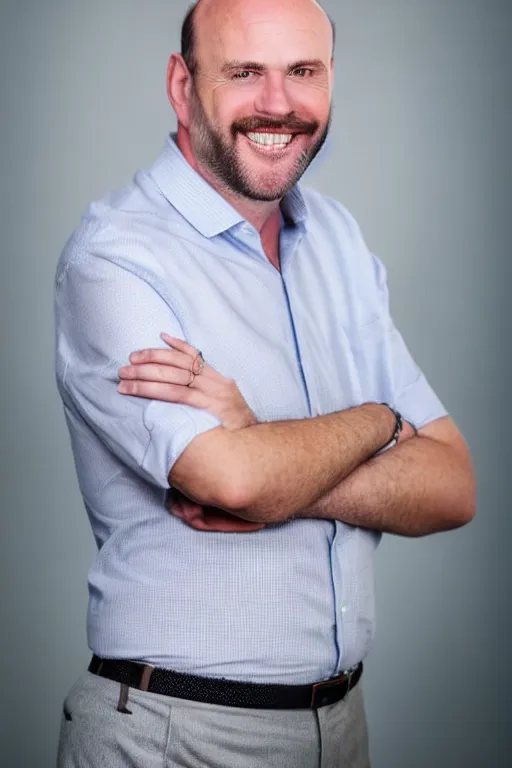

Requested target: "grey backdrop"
[{"left": 1, "top": 1, "right": 510, "bottom": 766}]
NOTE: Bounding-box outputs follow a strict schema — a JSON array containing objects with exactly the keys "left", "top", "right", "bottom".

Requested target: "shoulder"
[{"left": 56, "top": 171, "right": 174, "bottom": 289}]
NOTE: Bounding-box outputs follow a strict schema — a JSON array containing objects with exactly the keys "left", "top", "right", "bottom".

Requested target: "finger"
[
  {"left": 130, "top": 345, "right": 216, "bottom": 381},
  {"left": 190, "top": 507, "right": 266, "bottom": 532},
  {"left": 117, "top": 380, "right": 209, "bottom": 407},
  {"left": 168, "top": 492, "right": 266, "bottom": 532},
  {"left": 119, "top": 363, "right": 193, "bottom": 386},
  {"left": 169, "top": 493, "right": 204, "bottom": 518},
  {"left": 171, "top": 502, "right": 203, "bottom": 520},
  {"left": 129, "top": 346, "right": 197, "bottom": 372},
  {"left": 185, "top": 515, "right": 266, "bottom": 533},
  {"left": 161, "top": 333, "right": 200, "bottom": 361},
  {"left": 119, "top": 362, "right": 217, "bottom": 395},
  {"left": 161, "top": 334, "right": 207, "bottom": 377},
  {"left": 160, "top": 334, "right": 203, "bottom": 373}
]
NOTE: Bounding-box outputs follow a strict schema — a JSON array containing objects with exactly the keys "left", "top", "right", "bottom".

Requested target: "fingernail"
[
  {"left": 130, "top": 352, "right": 141, "bottom": 362},
  {"left": 118, "top": 382, "right": 129, "bottom": 393}
]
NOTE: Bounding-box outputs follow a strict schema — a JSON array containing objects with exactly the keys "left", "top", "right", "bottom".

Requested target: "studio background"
[{"left": 1, "top": 1, "right": 510, "bottom": 766}]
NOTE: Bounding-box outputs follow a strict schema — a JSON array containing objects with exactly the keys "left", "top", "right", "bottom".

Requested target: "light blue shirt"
[{"left": 55, "top": 135, "right": 446, "bottom": 684}]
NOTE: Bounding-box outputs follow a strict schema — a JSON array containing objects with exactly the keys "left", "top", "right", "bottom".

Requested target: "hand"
[
  {"left": 119, "top": 334, "right": 265, "bottom": 533},
  {"left": 118, "top": 333, "right": 257, "bottom": 430},
  {"left": 167, "top": 488, "right": 266, "bottom": 533}
]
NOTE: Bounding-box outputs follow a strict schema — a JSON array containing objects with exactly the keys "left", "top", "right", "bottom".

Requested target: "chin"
[
  {"left": 254, "top": 170, "right": 304, "bottom": 198},
  {"left": 243, "top": 183, "right": 296, "bottom": 202}
]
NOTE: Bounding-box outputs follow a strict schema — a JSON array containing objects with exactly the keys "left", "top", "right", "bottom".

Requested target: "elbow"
[
  {"left": 168, "top": 429, "right": 278, "bottom": 523},
  {"left": 442, "top": 473, "right": 477, "bottom": 532},
  {"left": 453, "top": 494, "right": 477, "bottom": 528},
  {"left": 219, "top": 478, "right": 272, "bottom": 523},
  {"left": 169, "top": 432, "right": 260, "bottom": 516},
  {"left": 205, "top": 450, "right": 270, "bottom": 521},
  {"left": 439, "top": 449, "right": 477, "bottom": 532},
  {"left": 440, "top": 502, "right": 475, "bottom": 534},
  {"left": 456, "top": 464, "right": 477, "bottom": 527},
  {"left": 172, "top": 464, "right": 253, "bottom": 516},
  {"left": 209, "top": 450, "right": 257, "bottom": 514},
  {"left": 214, "top": 473, "right": 255, "bottom": 515},
  {"left": 216, "top": 473, "right": 282, "bottom": 524}
]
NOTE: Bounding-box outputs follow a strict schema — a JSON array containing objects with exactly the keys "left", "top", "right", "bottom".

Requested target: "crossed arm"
[{"left": 118, "top": 335, "right": 476, "bottom": 537}]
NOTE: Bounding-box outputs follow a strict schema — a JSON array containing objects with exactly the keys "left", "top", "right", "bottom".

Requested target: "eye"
[
  {"left": 233, "top": 70, "right": 257, "bottom": 81},
  {"left": 291, "top": 67, "right": 314, "bottom": 78}
]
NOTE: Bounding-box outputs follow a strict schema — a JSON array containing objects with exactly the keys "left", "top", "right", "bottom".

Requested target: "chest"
[{"left": 155, "top": 228, "right": 393, "bottom": 422}]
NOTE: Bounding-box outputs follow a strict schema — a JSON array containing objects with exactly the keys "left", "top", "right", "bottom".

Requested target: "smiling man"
[
  {"left": 54, "top": 0, "right": 475, "bottom": 766},
  {"left": 183, "top": 0, "right": 332, "bottom": 176},
  {"left": 172, "top": 0, "right": 334, "bottom": 267}
]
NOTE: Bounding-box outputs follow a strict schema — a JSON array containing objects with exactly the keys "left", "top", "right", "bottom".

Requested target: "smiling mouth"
[{"left": 243, "top": 132, "right": 299, "bottom": 152}]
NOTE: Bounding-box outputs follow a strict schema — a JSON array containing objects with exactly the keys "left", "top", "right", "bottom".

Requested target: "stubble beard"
[{"left": 188, "top": 86, "right": 331, "bottom": 202}]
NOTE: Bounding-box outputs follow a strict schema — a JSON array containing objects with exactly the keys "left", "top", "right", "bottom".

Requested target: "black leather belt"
[{"left": 88, "top": 655, "right": 363, "bottom": 710}]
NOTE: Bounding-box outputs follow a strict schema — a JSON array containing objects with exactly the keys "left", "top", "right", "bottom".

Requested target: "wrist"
[
  {"left": 360, "top": 402, "right": 396, "bottom": 444},
  {"left": 374, "top": 403, "right": 403, "bottom": 455}
]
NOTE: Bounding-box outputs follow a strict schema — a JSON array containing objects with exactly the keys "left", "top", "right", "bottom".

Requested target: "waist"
[
  {"left": 88, "top": 654, "right": 364, "bottom": 710},
  {"left": 87, "top": 521, "right": 378, "bottom": 680}
]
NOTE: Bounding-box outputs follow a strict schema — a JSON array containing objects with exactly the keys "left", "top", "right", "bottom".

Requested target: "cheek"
[
  {"left": 287, "top": 83, "right": 331, "bottom": 117},
  {"left": 210, "top": 85, "right": 260, "bottom": 124}
]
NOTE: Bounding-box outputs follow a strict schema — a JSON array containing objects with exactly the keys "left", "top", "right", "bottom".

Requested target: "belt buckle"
[{"left": 310, "top": 672, "right": 349, "bottom": 708}]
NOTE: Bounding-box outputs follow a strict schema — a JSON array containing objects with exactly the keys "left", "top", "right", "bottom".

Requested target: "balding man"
[{"left": 55, "top": 1, "right": 475, "bottom": 766}]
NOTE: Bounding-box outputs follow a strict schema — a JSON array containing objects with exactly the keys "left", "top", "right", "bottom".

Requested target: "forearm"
[
  {"left": 296, "top": 431, "right": 476, "bottom": 536},
  {"left": 170, "top": 402, "right": 396, "bottom": 522}
]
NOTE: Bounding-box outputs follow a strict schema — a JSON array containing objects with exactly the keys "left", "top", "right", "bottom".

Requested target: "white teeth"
[{"left": 246, "top": 132, "right": 294, "bottom": 147}]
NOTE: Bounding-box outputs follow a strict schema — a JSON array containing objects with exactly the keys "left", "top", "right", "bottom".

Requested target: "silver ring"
[{"left": 187, "top": 370, "right": 196, "bottom": 387}]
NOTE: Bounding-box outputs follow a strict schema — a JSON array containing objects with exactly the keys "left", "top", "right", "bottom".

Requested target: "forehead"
[{"left": 195, "top": 2, "right": 332, "bottom": 69}]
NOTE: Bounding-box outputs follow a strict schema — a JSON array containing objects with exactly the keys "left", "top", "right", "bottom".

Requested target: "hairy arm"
[
  {"left": 121, "top": 337, "right": 474, "bottom": 535},
  {"left": 296, "top": 416, "right": 476, "bottom": 536},
  {"left": 169, "top": 403, "right": 397, "bottom": 522}
]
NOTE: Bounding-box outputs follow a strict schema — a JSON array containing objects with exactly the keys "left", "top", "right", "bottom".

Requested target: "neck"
[{"left": 175, "top": 125, "right": 282, "bottom": 233}]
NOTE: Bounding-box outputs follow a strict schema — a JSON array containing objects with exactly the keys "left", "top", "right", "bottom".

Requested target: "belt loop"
[
  {"left": 117, "top": 683, "right": 132, "bottom": 714},
  {"left": 139, "top": 664, "right": 155, "bottom": 693}
]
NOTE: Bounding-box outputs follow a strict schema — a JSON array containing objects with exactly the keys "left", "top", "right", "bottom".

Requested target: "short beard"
[{"left": 188, "top": 84, "right": 331, "bottom": 202}]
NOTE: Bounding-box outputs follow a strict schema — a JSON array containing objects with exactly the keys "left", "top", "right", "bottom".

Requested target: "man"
[{"left": 54, "top": 0, "right": 475, "bottom": 765}]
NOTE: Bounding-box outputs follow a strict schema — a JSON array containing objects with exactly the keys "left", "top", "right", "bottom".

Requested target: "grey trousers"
[{"left": 57, "top": 671, "right": 371, "bottom": 768}]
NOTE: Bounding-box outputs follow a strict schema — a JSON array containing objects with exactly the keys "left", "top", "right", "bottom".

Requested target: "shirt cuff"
[{"left": 141, "top": 400, "right": 222, "bottom": 488}]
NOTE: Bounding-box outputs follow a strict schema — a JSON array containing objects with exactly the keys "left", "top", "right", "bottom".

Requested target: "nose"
[{"left": 254, "top": 71, "right": 294, "bottom": 117}]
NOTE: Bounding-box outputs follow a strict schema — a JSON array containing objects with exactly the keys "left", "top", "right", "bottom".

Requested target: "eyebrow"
[{"left": 221, "top": 59, "right": 327, "bottom": 75}]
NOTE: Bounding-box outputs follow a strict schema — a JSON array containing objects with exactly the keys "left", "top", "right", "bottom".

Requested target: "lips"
[{"left": 232, "top": 117, "right": 317, "bottom": 150}]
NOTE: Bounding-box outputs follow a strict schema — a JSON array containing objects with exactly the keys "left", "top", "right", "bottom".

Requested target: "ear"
[{"left": 167, "top": 53, "right": 193, "bottom": 129}]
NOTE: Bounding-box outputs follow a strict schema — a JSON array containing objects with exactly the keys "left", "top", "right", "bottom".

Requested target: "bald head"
[{"left": 181, "top": 0, "right": 336, "bottom": 77}]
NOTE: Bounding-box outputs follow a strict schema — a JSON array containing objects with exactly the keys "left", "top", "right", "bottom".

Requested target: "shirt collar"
[{"left": 149, "top": 134, "right": 308, "bottom": 238}]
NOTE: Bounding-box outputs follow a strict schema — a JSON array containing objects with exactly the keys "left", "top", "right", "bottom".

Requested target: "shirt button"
[{"left": 341, "top": 605, "right": 348, "bottom": 614}]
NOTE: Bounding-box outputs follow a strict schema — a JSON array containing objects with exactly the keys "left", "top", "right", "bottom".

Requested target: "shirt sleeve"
[
  {"left": 340, "top": 207, "right": 448, "bottom": 430},
  {"left": 54, "top": 228, "right": 222, "bottom": 489},
  {"left": 367, "top": 251, "right": 448, "bottom": 429}
]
